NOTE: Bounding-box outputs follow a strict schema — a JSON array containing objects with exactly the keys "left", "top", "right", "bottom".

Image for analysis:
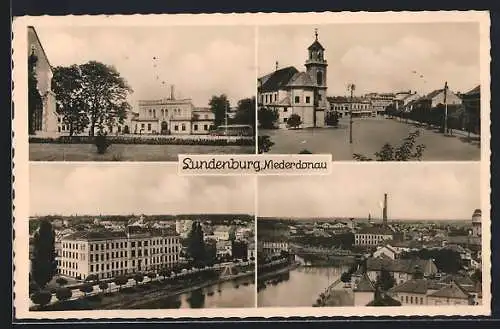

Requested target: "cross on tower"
[{"left": 315, "top": 28, "right": 318, "bottom": 40}]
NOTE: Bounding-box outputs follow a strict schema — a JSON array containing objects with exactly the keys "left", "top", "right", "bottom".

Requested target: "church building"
[{"left": 258, "top": 29, "right": 329, "bottom": 128}]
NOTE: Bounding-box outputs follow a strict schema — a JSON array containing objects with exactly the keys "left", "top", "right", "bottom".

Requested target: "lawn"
[{"left": 30, "top": 143, "right": 256, "bottom": 161}]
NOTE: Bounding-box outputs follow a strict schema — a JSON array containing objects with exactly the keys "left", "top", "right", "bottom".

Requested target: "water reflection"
[
  {"left": 258, "top": 266, "right": 346, "bottom": 307},
  {"left": 139, "top": 277, "right": 255, "bottom": 309}
]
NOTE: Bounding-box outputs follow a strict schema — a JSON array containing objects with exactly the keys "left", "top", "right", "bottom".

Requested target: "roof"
[
  {"left": 64, "top": 231, "right": 127, "bottom": 241},
  {"left": 28, "top": 26, "right": 53, "bottom": 73},
  {"left": 366, "top": 258, "right": 435, "bottom": 274},
  {"left": 390, "top": 279, "right": 429, "bottom": 294},
  {"left": 356, "top": 226, "right": 394, "bottom": 235},
  {"left": 465, "top": 85, "right": 480, "bottom": 96},
  {"left": 286, "top": 72, "right": 316, "bottom": 87},
  {"left": 428, "top": 281, "right": 470, "bottom": 299},
  {"left": 355, "top": 273, "right": 376, "bottom": 292},
  {"left": 308, "top": 39, "right": 325, "bottom": 51},
  {"left": 258, "top": 66, "right": 299, "bottom": 93}
]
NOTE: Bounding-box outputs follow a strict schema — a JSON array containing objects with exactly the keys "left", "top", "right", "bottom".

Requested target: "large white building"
[
  {"left": 131, "top": 90, "right": 215, "bottom": 135},
  {"left": 258, "top": 30, "right": 329, "bottom": 128},
  {"left": 59, "top": 226, "right": 181, "bottom": 280},
  {"left": 354, "top": 226, "right": 394, "bottom": 246}
]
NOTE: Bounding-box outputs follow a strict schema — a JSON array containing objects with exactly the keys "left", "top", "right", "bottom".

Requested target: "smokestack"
[
  {"left": 170, "top": 85, "right": 175, "bottom": 100},
  {"left": 383, "top": 193, "right": 388, "bottom": 226}
]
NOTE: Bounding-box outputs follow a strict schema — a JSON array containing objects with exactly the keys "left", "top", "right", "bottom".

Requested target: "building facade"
[
  {"left": 28, "top": 26, "right": 58, "bottom": 135},
  {"left": 258, "top": 30, "right": 328, "bottom": 128},
  {"left": 471, "top": 209, "right": 482, "bottom": 238},
  {"left": 59, "top": 226, "right": 181, "bottom": 280},
  {"left": 328, "top": 96, "right": 375, "bottom": 118},
  {"left": 131, "top": 97, "right": 215, "bottom": 135}
]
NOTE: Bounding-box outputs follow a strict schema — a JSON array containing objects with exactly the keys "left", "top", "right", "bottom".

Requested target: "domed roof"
[{"left": 472, "top": 209, "right": 481, "bottom": 223}]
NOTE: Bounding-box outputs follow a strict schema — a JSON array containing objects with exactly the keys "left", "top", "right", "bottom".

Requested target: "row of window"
[
  {"left": 80, "top": 239, "right": 179, "bottom": 252},
  {"left": 144, "top": 108, "right": 186, "bottom": 119},
  {"left": 401, "top": 295, "right": 425, "bottom": 305},
  {"left": 138, "top": 123, "right": 211, "bottom": 132}
]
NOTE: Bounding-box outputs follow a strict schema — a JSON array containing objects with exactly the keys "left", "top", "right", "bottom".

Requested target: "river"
[
  {"left": 258, "top": 266, "right": 347, "bottom": 307},
  {"left": 136, "top": 276, "right": 255, "bottom": 309}
]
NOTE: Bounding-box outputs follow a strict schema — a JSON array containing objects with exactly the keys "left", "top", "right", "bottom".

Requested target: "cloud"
[
  {"left": 30, "top": 164, "right": 255, "bottom": 216},
  {"left": 35, "top": 25, "right": 255, "bottom": 108},
  {"left": 258, "top": 164, "right": 480, "bottom": 220}
]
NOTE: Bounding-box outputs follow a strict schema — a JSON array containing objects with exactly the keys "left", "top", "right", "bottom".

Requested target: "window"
[
  {"left": 144, "top": 241, "right": 148, "bottom": 247},
  {"left": 90, "top": 265, "right": 94, "bottom": 272},
  {"left": 141, "top": 123, "right": 145, "bottom": 129},
  {"left": 317, "top": 71, "right": 323, "bottom": 85},
  {"left": 283, "top": 118, "right": 288, "bottom": 123},
  {"left": 147, "top": 123, "right": 152, "bottom": 131},
  {"left": 131, "top": 242, "right": 135, "bottom": 247},
  {"left": 318, "top": 94, "right": 322, "bottom": 101},
  {"left": 274, "top": 94, "right": 277, "bottom": 101},
  {"left": 174, "top": 125, "right": 179, "bottom": 131},
  {"left": 305, "top": 96, "right": 310, "bottom": 104},
  {"left": 181, "top": 124, "right": 186, "bottom": 131},
  {"left": 194, "top": 124, "right": 198, "bottom": 131},
  {"left": 101, "top": 264, "right": 104, "bottom": 271},
  {"left": 405, "top": 296, "right": 409, "bottom": 303},
  {"left": 294, "top": 96, "right": 300, "bottom": 103},
  {"left": 106, "top": 253, "right": 109, "bottom": 260},
  {"left": 138, "top": 241, "right": 142, "bottom": 247},
  {"left": 283, "top": 107, "right": 288, "bottom": 112},
  {"left": 101, "top": 244, "right": 104, "bottom": 251},
  {"left": 204, "top": 124, "right": 208, "bottom": 130},
  {"left": 101, "top": 254, "right": 104, "bottom": 261},
  {"left": 132, "top": 250, "right": 136, "bottom": 257}
]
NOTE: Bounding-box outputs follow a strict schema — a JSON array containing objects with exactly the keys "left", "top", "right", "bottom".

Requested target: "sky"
[
  {"left": 258, "top": 23, "right": 480, "bottom": 96},
  {"left": 29, "top": 164, "right": 255, "bottom": 216},
  {"left": 258, "top": 163, "right": 480, "bottom": 220},
  {"left": 34, "top": 25, "right": 256, "bottom": 108}
]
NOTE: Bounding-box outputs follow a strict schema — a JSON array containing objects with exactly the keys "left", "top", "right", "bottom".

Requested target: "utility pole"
[
  {"left": 348, "top": 84, "right": 355, "bottom": 144},
  {"left": 443, "top": 81, "right": 448, "bottom": 135}
]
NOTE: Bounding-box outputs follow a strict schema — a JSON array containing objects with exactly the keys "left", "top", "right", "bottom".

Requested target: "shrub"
[
  {"left": 79, "top": 283, "right": 93, "bottom": 296},
  {"left": 147, "top": 272, "right": 157, "bottom": 280},
  {"left": 30, "top": 290, "right": 52, "bottom": 307},
  {"left": 55, "top": 287, "right": 72, "bottom": 302},
  {"left": 85, "top": 274, "right": 98, "bottom": 282},
  {"left": 134, "top": 273, "right": 144, "bottom": 285},
  {"left": 94, "top": 134, "right": 111, "bottom": 154},
  {"left": 98, "top": 282, "right": 109, "bottom": 292},
  {"left": 114, "top": 276, "right": 128, "bottom": 290},
  {"left": 299, "top": 149, "right": 312, "bottom": 154}
]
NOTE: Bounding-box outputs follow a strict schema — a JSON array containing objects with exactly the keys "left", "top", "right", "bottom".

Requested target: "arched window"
[{"left": 317, "top": 71, "right": 323, "bottom": 85}]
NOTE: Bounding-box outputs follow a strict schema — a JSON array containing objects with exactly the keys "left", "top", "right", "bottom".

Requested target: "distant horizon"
[
  {"left": 257, "top": 216, "right": 473, "bottom": 222},
  {"left": 30, "top": 213, "right": 255, "bottom": 218}
]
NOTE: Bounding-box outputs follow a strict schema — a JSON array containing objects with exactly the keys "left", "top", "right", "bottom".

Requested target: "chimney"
[
  {"left": 170, "top": 85, "right": 175, "bottom": 100},
  {"left": 383, "top": 193, "right": 388, "bottom": 226}
]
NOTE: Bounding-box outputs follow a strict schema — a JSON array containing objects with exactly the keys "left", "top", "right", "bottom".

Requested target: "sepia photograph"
[
  {"left": 28, "top": 164, "right": 256, "bottom": 311},
  {"left": 257, "top": 164, "right": 486, "bottom": 309},
  {"left": 257, "top": 23, "right": 483, "bottom": 161},
  {"left": 27, "top": 24, "right": 256, "bottom": 161}
]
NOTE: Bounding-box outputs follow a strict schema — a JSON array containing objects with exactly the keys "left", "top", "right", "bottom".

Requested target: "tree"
[
  {"left": 187, "top": 221, "right": 206, "bottom": 266},
  {"left": 471, "top": 269, "right": 482, "bottom": 283},
  {"left": 79, "top": 283, "right": 93, "bottom": 296},
  {"left": 209, "top": 94, "right": 230, "bottom": 127},
  {"left": 98, "top": 281, "right": 109, "bottom": 293},
  {"left": 376, "top": 267, "right": 396, "bottom": 292},
  {"left": 79, "top": 61, "right": 132, "bottom": 136},
  {"left": 287, "top": 114, "right": 302, "bottom": 129},
  {"left": 52, "top": 65, "right": 90, "bottom": 136},
  {"left": 299, "top": 149, "right": 312, "bottom": 154},
  {"left": 32, "top": 220, "right": 57, "bottom": 288},
  {"left": 29, "top": 281, "right": 41, "bottom": 294},
  {"left": 233, "top": 97, "right": 256, "bottom": 130},
  {"left": 325, "top": 111, "right": 339, "bottom": 127},
  {"left": 258, "top": 135, "right": 274, "bottom": 154},
  {"left": 55, "top": 287, "right": 72, "bottom": 302},
  {"left": 147, "top": 272, "right": 157, "bottom": 281},
  {"left": 258, "top": 107, "right": 279, "bottom": 129},
  {"left": 56, "top": 277, "right": 68, "bottom": 287},
  {"left": 114, "top": 276, "right": 127, "bottom": 291},
  {"left": 340, "top": 272, "right": 351, "bottom": 283},
  {"left": 30, "top": 290, "right": 52, "bottom": 307},
  {"left": 28, "top": 52, "right": 43, "bottom": 135},
  {"left": 353, "top": 130, "right": 426, "bottom": 161}
]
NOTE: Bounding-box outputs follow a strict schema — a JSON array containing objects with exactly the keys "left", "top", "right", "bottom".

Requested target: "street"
[{"left": 259, "top": 116, "right": 480, "bottom": 161}]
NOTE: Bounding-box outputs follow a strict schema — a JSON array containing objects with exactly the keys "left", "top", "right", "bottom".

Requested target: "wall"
[
  {"left": 427, "top": 296, "right": 469, "bottom": 305},
  {"left": 431, "top": 90, "right": 462, "bottom": 107},
  {"left": 392, "top": 292, "right": 426, "bottom": 305}
]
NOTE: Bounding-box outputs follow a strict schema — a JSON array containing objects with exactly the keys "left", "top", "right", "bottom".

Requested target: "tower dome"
[{"left": 472, "top": 209, "right": 482, "bottom": 224}]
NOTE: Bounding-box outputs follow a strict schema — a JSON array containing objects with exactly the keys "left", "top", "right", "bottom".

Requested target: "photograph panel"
[
  {"left": 24, "top": 163, "right": 256, "bottom": 315},
  {"left": 25, "top": 22, "right": 256, "bottom": 161},
  {"left": 257, "top": 23, "right": 483, "bottom": 161},
  {"left": 257, "top": 163, "right": 488, "bottom": 313}
]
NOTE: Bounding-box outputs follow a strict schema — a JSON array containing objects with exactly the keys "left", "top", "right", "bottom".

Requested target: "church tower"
[{"left": 305, "top": 29, "right": 328, "bottom": 127}]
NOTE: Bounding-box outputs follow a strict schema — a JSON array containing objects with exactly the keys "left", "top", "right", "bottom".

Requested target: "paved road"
[{"left": 260, "top": 116, "right": 480, "bottom": 161}]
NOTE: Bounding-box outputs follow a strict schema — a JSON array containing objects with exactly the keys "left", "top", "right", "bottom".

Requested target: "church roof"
[
  {"left": 286, "top": 72, "right": 316, "bottom": 87},
  {"left": 354, "top": 273, "right": 376, "bottom": 292},
  {"left": 258, "top": 66, "right": 299, "bottom": 93},
  {"left": 308, "top": 39, "right": 325, "bottom": 51}
]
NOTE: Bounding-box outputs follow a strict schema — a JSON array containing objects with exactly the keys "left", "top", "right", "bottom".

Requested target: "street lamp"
[{"left": 347, "top": 84, "right": 356, "bottom": 144}]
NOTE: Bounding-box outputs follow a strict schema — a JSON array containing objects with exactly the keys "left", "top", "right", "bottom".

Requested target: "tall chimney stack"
[
  {"left": 170, "top": 85, "right": 175, "bottom": 100},
  {"left": 383, "top": 193, "right": 388, "bottom": 226}
]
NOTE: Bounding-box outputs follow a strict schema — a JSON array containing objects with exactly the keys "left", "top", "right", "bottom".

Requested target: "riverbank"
[
  {"left": 32, "top": 271, "right": 254, "bottom": 311},
  {"left": 111, "top": 271, "right": 254, "bottom": 309},
  {"left": 258, "top": 262, "right": 300, "bottom": 282}
]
